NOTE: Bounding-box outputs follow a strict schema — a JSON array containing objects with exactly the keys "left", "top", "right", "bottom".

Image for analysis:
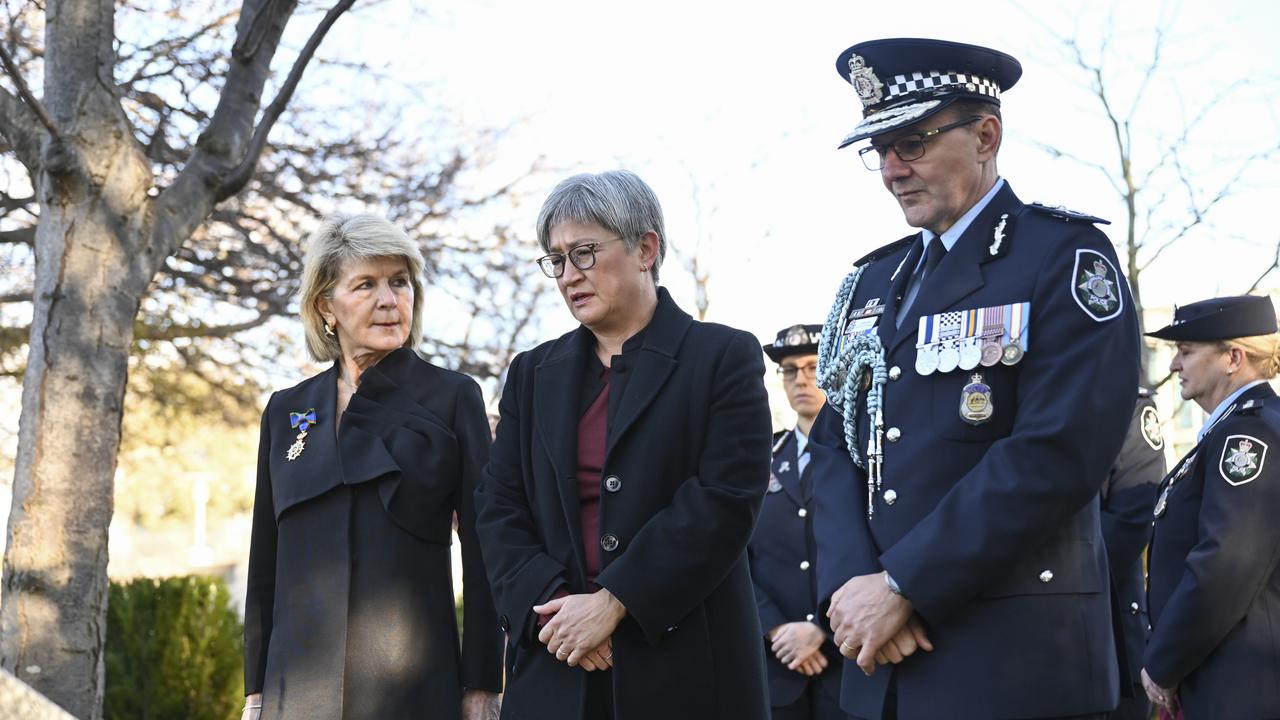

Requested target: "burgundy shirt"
[{"left": 576, "top": 367, "right": 610, "bottom": 587}]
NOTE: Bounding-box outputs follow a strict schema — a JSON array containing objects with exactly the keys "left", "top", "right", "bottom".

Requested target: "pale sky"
[{"left": 312, "top": 0, "right": 1280, "bottom": 360}]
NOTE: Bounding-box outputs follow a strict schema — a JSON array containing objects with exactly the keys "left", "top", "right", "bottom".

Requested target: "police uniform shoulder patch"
[
  {"left": 1028, "top": 202, "right": 1111, "bottom": 225},
  {"left": 1140, "top": 405, "right": 1164, "bottom": 451},
  {"left": 852, "top": 234, "right": 915, "bottom": 269},
  {"left": 1219, "top": 434, "right": 1267, "bottom": 486},
  {"left": 1071, "top": 248, "right": 1124, "bottom": 322}
]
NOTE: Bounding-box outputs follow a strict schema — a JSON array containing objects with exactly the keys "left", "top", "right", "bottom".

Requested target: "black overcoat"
[
  {"left": 1146, "top": 382, "right": 1280, "bottom": 719},
  {"left": 244, "top": 348, "right": 503, "bottom": 720},
  {"left": 810, "top": 183, "right": 1140, "bottom": 719},
  {"left": 475, "top": 288, "right": 773, "bottom": 720}
]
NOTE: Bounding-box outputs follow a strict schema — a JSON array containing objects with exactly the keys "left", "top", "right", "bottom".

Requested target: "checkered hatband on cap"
[{"left": 880, "top": 71, "right": 1002, "bottom": 105}]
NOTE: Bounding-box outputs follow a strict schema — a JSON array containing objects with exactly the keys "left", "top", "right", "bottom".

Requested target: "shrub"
[{"left": 105, "top": 575, "right": 244, "bottom": 720}]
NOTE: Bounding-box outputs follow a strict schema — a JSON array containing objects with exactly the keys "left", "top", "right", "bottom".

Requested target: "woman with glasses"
[
  {"left": 750, "top": 326, "right": 855, "bottom": 720},
  {"left": 474, "top": 170, "right": 773, "bottom": 719}
]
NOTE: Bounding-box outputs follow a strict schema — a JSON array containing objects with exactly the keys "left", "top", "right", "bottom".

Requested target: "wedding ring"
[{"left": 555, "top": 648, "right": 568, "bottom": 658}]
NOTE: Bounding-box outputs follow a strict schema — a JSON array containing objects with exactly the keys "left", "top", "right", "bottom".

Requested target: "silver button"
[
  {"left": 888, "top": 366, "right": 902, "bottom": 381},
  {"left": 884, "top": 489, "right": 898, "bottom": 505},
  {"left": 805, "top": 613, "right": 815, "bottom": 622},
  {"left": 1039, "top": 570, "right": 1054, "bottom": 583},
  {"left": 1130, "top": 601, "right": 1140, "bottom": 614},
  {"left": 604, "top": 475, "right": 622, "bottom": 492},
  {"left": 800, "top": 560, "right": 811, "bottom": 571},
  {"left": 797, "top": 508, "right": 808, "bottom": 518},
  {"left": 601, "top": 533, "right": 619, "bottom": 552},
  {"left": 886, "top": 427, "right": 901, "bottom": 443}
]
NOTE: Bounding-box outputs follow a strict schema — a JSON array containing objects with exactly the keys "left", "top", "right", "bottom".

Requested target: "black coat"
[
  {"left": 747, "top": 430, "right": 843, "bottom": 708},
  {"left": 475, "top": 288, "right": 773, "bottom": 720},
  {"left": 810, "top": 183, "right": 1140, "bottom": 719},
  {"left": 1101, "top": 390, "right": 1165, "bottom": 720},
  {"left": 1145, "top": 382, "right": 1280, "bottom": 720},
  {"left": 243, "top": 348, "right": 503, "bottom": 720}
]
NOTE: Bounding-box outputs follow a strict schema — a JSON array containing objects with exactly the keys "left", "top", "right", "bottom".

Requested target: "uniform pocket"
[
  {"left": 980, "top": 539, "right": 1104, "bottom": 598},
  {"left": 930, "top": 364, "right": 1018, "bottom": 442}
]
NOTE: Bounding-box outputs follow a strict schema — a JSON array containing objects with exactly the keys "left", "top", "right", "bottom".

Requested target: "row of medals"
[{"left": 916, "top": 333, "right": 1024, "bottom": 376}]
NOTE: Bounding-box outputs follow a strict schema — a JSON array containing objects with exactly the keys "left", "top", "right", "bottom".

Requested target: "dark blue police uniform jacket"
[
  {"left": 475, "top": 288, "right": 772, "bottom": 720},
  {"left": 1145, "top": 382, "right": 1280, "bottom": 720},
  {"left": 810, "top": 182, "right": 1140, "bottom": 719},
  {"left": 748, "top": 430, "right": 844, "bottom": 708},
  {"left": 1102, "top": 390, "right": 1165, "bottom": 720}
]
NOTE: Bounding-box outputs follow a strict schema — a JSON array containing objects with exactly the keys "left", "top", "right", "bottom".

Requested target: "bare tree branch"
[
  {"left": 0, "top": 87, "right": 44, "bottom": 171},
  {"left": 1247, "top": 239, "right": 1280, "bottom": 294},
  {"left": 0, "top": 40, "right": 58, "bottom": 139},
  {"left": 134, "top": 314, "right": 271, "bottom": 341}
]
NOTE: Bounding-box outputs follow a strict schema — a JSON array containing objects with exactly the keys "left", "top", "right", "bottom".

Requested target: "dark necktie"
[{"left": 896, "top": 235, "right": 947, "bottom": 327}]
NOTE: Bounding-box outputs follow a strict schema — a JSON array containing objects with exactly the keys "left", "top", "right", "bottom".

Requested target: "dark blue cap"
[
  {"left": 834, "top": 38, "right": 1022, "bottom": 148},
  {"left": 1146, "top": 295, "right": 1277, "bottom": 341},
  {"left": 764, "top": 324, "right": 822, "bottom": 362}
]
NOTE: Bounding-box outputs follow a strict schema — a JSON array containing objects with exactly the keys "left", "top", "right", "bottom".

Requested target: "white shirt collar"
[
  {"left": 921, "top": 177, "right": 1006, "bottom": 253},
  {"left": 1199, "top": 380, "right": 1267, "bottom": 440},
  {"left": 793, "top": 427, "right": 809, "bottom": 456}
]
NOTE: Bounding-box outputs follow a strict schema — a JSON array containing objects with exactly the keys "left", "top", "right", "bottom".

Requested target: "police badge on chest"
[{"left": 959, "top": 373, "right": 994, "bottom": 425}]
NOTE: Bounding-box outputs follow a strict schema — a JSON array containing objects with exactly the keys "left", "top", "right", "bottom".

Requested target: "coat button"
[
  {"left": 886, "top": 427, "right": 901, "bottom": 443},
  {"left": 1039, "top": 570, "right": 1054, "bottom": 583},
  {"left": 604, "top": 475, "right": 622, "bottom": 492},
  {"left": 797, "top": 508, "right": 808, "bottom": 518},
  {"left": 888, "top": 366, "right": 902, "bottom": 381},
  {"left": 806, "top": 613, "right": 815, "bottom": 622},
  {"left": 601, "top": 533, "right": 620, "bottom": 552},
  {"left": 800, "top": 560, "right": 811, "bottom": 571},
  {"left": 884, "top": 489, "right": 898, "bottom": 505},
  {"left": 1130, "top": 601, "right": 1140, "bottom": 614}
]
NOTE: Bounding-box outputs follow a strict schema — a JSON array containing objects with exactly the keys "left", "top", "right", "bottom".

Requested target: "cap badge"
[
  {"left": 847, "top": 54, "right": 884, "bottom": 108},
  {"left": 1220, "top": 434, "right": 1267, "bottom": 486},
  {"left": 785, "top": 324, "right": 809, "bottom": 347}
]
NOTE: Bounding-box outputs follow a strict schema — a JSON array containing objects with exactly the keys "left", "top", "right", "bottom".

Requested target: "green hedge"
[{"left": 105, "top": 576, "right": 244, "bottom": 720}]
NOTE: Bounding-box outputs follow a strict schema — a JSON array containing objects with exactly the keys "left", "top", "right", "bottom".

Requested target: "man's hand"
[
  {"left": 872, "top": 614, "right": 934, "bottom": 665},
  {"left": 1141, "top": 668, "right": 1179, "bottom": 712},
  {"left": 769, "top": 621, "right": 826, "bottom": 672},
  {"left": 827, "top": 571, "right": 913, "bottom": 675},
  {"left": 535, "top": 588, "right": 626, "bottom": 668}
]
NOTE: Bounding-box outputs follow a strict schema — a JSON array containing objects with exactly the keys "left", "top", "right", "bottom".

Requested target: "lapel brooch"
[{"left": 286, "top": 408, "right": 317, "bottom": 461}]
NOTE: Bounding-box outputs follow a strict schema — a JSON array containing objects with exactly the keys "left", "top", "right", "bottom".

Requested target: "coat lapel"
[
  {"left": 269, "top": 365, "right": 345, "bottom": 518},
  {"left": 607, "top": 288, "right": 691, "bottom": 456},
  {"left": 773, "top": 433, "right": 805, "bottom": 507},
  {"left": 533, "top": 328, "right": 591, "bottom": 570},
  {"left": 888, "top": 184, "right": 1022, "bottom": 357},
  {"left": 877, "top": 235, "right": 924, "bottom": 350}
]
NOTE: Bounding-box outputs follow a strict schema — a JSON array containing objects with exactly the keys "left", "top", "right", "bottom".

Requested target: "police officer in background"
[
  {"left": 750, "top": 325, "right": 852, "bottom": 720},
  {"left": 1103, "top": 389, "right": 1166, "bottom": 720},
  {"left": 1142, "top": 295, "right": 1280, "bottom": 720},
  {"left": 809, "top": 38, "right": 1140, "bottom": 719}
]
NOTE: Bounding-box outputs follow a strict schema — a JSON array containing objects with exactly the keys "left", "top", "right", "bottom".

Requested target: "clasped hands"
[
  {"left": 535, "top": 587, "right": 626, "bottom": 671},
  {"left": 1141, "top": 668, "right": 1179, "bottom": 714},
  {"left": 768, "top": 621, "right": 829, "bottom": 676},
  {"left": 827, "top": 571, "right": 934, "bottom": 675}
]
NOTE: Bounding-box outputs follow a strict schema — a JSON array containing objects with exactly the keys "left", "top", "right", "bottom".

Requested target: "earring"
[
  {"left": 640, "top": 264, "right": 648, "bottom": 272},
  {"left": 324, "top": 322, "right": 335, "bottom": 337}
]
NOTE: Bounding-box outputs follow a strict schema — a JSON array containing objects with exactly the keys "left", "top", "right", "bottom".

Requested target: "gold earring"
[
  {"left": 640, "top": 264, "right": 648, "bottom": 272},
  {"left": 324, "top": 322, "right": 335, "bottom": 337}
]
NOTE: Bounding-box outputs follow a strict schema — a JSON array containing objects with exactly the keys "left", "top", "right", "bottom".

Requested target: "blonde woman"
[
  {"left": 1142, "top": 295, "right": 1280, "bottom": 720},
  {"left": 242, "top": 215, "right": 502, "bottom": 720}
]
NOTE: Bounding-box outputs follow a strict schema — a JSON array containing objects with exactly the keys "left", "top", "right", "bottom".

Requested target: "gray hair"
[
  {"left": 535, "top": 170, "right": 667, "bottom": 281},
  {"left": 298, "top": 214, "right": 426, "bottom": 362}
]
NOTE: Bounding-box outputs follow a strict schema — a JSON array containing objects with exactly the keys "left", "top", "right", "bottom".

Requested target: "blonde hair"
[
  {"left": 298, "top": 214, "right": 426, "bottom": 362},
  {"left": 1220, "top": 333, "right": 1280, "bottom": 379}
]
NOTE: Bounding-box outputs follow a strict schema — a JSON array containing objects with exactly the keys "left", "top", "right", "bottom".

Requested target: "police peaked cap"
[
  {"left": 764, "top": 324, "right": 823, "bottom": 362},
  {"left": 834, "top": 38, "right": 1023, "bottom": 148},
  {"left": 1146, "top": 295, "right": 1278, "bottom": 341}
]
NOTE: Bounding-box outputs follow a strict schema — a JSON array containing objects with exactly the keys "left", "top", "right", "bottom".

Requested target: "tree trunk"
[{"left": 0, "top": 1, "right": 152, "bottom": 716}]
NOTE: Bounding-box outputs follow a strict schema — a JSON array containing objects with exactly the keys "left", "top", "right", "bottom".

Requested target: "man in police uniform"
[
  {"left": 749, "top": 325, "right": 851, "bottom": 720},
  {"left": 808, "top": 38, "right": 1141, "bottom": 719},
  {"left": 1102, "top": 389, "right": 1166, "bottom": 720}
]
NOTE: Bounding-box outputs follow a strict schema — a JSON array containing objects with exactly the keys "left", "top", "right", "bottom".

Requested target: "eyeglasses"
[
  {"left": 535, "top": 238, "right": 626, "bottom": 278},
  {"left": 857, "top": 116, "right": 983, "bottom": 171},
  {"left": 777, "top": 363, "right": 819, "bottom": 382}
]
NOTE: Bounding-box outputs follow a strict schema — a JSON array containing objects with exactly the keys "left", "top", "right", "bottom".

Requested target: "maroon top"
[{"left": 575, "top": 367, "right": 610, "bottom": 587}]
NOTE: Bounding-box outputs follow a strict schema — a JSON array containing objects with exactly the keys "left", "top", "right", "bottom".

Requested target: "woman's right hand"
[{"left": 242, "top": 693, "right": 263, "bottom": 720}]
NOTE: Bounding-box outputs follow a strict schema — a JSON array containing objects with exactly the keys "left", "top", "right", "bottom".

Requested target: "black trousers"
[
  {"left": 585, "top": 670, "right": 614, "bottom": 720},
  {"left": 882, "top": 674, "right": 1110, "bottom": 720},
  {"left": 771, "top": 678, "right": 851, "bottom": 720},
  {"left": 1107, "top": 687, "right": 1151, "bottom": 720}
]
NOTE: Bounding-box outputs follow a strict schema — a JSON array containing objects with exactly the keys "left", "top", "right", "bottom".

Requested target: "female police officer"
[{"left": 1142, "top": 295, "right": 1280, "bottom": 719}]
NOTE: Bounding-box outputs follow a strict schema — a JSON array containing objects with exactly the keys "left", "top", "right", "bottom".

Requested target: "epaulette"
[
  {"left": 1239, "top": 398, "right": 1265, "bottom": 415},
  {"left": 1137, "top": 387, "right": 1153, "bottom": 398},
  {"left": 1027, "top": 202, "right": 1110, "bottom": 225},
  {"left": 852, "top": 234, "right": 916, "bottom": 268},
  {"left": 771, "top": 430, "right": 791, "bottom": 457}
]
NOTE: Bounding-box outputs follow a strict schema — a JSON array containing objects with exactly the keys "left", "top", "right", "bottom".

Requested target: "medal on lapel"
[
  {"left": 286, "top": 408, "right": 318, "bottom": 461},
  {"left": 1155, "top": 452, "right": 1197, "bottom": 518},
  {"left": 767, "top": 474, "right": 784, "bottom": 493},
  {"left": 959, "top": 373, "right": 994, "bottom": 425}
]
